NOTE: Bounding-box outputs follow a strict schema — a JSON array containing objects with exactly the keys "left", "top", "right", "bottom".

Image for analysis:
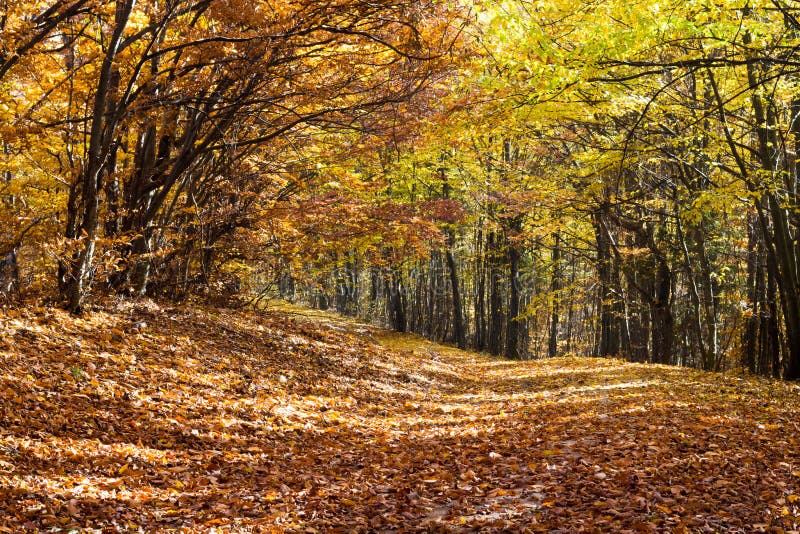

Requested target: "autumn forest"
[{"left": 3, "top": 0, "right": 800, "bottom": 531}]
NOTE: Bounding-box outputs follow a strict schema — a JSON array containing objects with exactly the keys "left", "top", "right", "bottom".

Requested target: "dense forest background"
[{"left": 3, "top": 0, "right": 800, "bottom": 379}]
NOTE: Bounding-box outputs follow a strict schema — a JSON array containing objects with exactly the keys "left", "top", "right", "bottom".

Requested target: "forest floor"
[{"left": 1, "top": 300, "right": 800, "bottom": 533}]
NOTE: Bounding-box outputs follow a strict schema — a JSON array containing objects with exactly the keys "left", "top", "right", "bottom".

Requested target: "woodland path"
[{"left": 0, "top": 300, "right": 799, "bottom": 532}]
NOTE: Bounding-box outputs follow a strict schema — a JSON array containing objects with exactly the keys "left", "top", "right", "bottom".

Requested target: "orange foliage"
[{"left": 0, "top": 300, "right": 798, "bottom": 530}]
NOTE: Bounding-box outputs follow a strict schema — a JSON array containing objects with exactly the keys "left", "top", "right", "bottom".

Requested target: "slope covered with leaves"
[{"left": 0, "top": 300, "right": 799, "bottom": 532}]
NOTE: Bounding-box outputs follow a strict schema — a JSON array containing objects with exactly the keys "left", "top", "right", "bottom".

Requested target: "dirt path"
[{"left": 0, "top": 300, "right": 799, "bottom": 532}]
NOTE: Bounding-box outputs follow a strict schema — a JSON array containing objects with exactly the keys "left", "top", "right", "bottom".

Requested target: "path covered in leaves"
[{"left": 1, "top": 300, "right": 799, "bottom": 532}]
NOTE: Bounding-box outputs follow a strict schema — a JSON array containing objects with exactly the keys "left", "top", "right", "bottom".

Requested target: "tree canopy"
[{"left": 3, "top": 0, "right": 800, "bottom": 378}]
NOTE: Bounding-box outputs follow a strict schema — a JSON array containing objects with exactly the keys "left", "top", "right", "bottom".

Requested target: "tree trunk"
[
  {"left": 742, "top": 42, "right": 800, "bottom": 378},
  {"left": 593, "top": 209, "right": 619, "bottom": 357},
  {"left": 64, "top": 0, "right": 134, "bottom": 313},
  {"left": 650, "top": 259, "right": 673, "bottom": 365},
  {"left": 387, "top": 269, "right": 406, "bottom": 333},
  {"left": 548, "top": 233, "right": 560, "bottom": 358},
  {"left": 675, "top": 207, "right": 709, "bottom": 368},
  {"left": 488, "top": 231, "right": 504, "bottom": 356},
  {"left": 505, "top": 239, "right": 522, "bottom": 359},
  {"left": 446, "top": 244, "right": 466, "bottom": 349},
  {"left": 474, "top": 226, "right": 486, "bottom": 350}
]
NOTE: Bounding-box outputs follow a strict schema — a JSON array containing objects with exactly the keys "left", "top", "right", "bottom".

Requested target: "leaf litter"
[{"left": 0, "top": 300, "right": 799, "bottom": 532}]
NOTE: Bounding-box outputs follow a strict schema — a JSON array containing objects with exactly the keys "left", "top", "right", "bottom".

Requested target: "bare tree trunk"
[
  {"left": 593, "top": 208, "right": 619, "bottom": 357},
  {"left": 650, "top": 259, "right": 673, "bottom": 365},
  {"left": 488, "top": 231, "right": 504, "bottom": 356},
  {"left": 387, "top": 269, "right": 406, "bottom": 333},
  {"left": 474, "top": 225, "right": 486, "bottom": 350},
  {"left": 64, "top": 0, "right": 135, "bottom": 313},
  {"left": 505, "top": 239, "right": 522, "bottom": 359},
  {"left": 742, "top": 42, "right": 800, "bottom": 378},
  {"left": 675, "top": 207, "right": 709, "bottom": 367},
  {"left": 548, "top": 233, "right": 560, "bottom": 358},
  {"left": 446, "top": 243, "right": 466, "bottom": 349}
]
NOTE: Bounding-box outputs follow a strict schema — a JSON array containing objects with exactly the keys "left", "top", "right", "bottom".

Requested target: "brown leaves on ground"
[{"left": 0, "top": 301, "right": 799, "bottom": 533}]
